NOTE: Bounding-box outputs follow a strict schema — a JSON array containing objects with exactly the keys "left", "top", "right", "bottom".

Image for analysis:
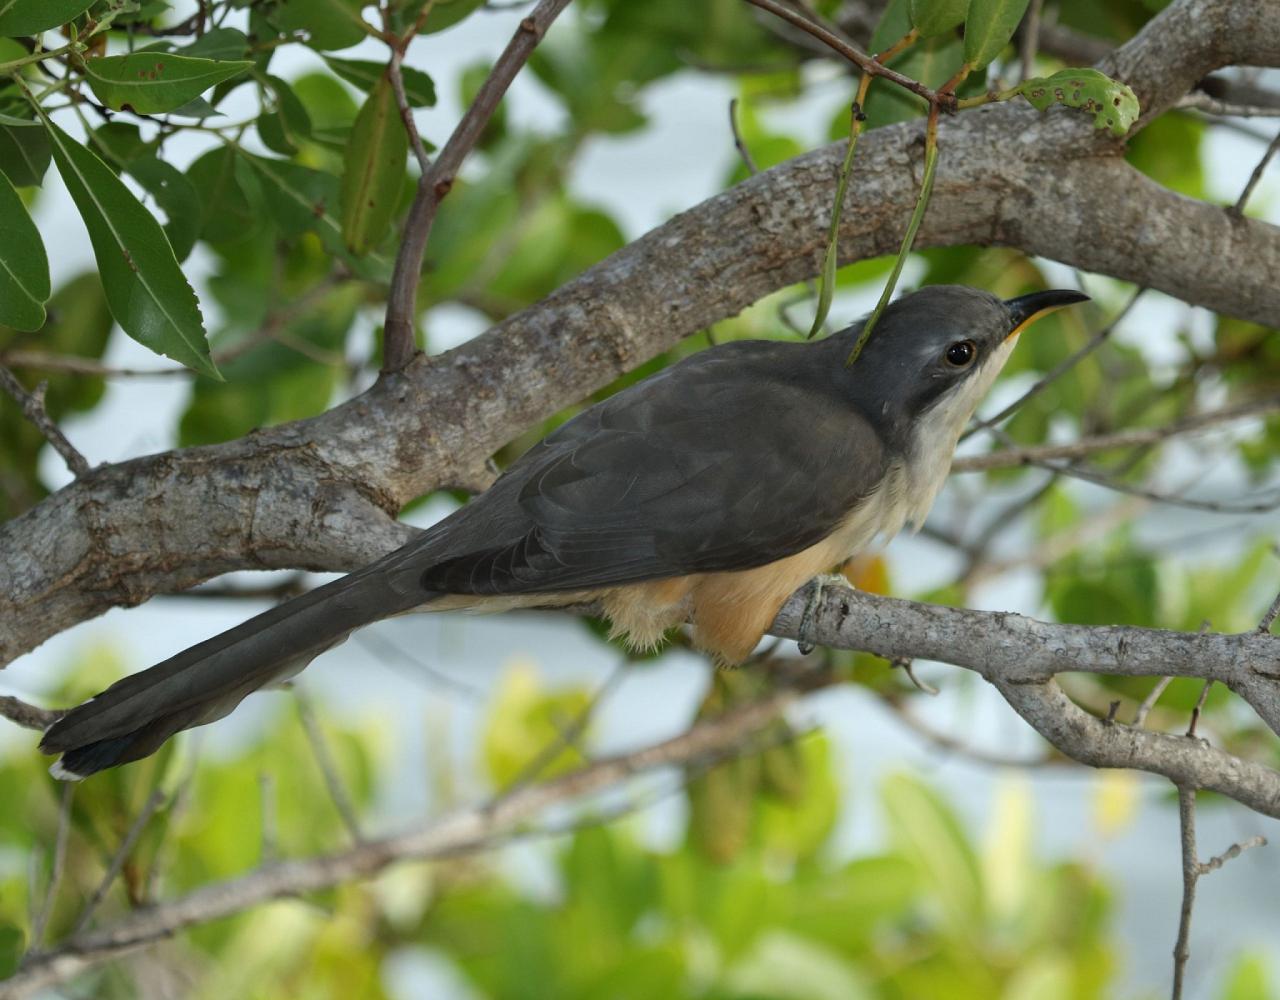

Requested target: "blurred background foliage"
[{"left": 1, "top": 0, "right": 1279, "bottom": 995}]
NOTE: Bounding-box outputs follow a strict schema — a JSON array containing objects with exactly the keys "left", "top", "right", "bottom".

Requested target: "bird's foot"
[{"left": 796, "top": 573, "right": 853, "bottom": 655}]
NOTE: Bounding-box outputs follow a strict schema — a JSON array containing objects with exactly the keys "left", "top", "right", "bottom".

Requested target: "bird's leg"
[{"left": 796, "top": 573, "right": 853, "bottom": 655}]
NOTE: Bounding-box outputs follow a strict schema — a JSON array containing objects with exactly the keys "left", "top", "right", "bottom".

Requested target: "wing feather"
[{"left": 416, "top": 341, "right": 886, "bottom": 594}]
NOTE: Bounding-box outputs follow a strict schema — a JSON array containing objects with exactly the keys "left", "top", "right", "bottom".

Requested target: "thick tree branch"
[{"left": 2, "top": 0, "right": 1278, "bottom": 666}]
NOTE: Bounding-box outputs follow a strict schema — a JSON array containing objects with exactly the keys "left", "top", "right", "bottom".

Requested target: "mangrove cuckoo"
[{"left": 42, "top": 284, "right": 1087, "bottom": 777}]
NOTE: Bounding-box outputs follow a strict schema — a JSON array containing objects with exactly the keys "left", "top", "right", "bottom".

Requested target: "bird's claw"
[{"left": 797, "top": 573, "right": 850, "bottom": 655}]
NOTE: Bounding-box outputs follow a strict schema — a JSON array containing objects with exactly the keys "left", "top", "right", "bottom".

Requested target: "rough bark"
[{"left": 1, "top": 0, "right": 1277, "bottom": 665}]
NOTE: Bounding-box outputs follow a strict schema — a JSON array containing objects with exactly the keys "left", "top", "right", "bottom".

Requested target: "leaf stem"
[
  {"left": 845, "top": 105, "right": 940, "bottom": 366},
  {"left": 807, "top": 76, "right": 871, "bottom": 339},
  {"left": 0, "top": 43, "right": 78, "bottom": 76}
]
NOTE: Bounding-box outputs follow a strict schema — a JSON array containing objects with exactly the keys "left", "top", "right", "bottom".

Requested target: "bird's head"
[{"left": 837, "top": 284, "right": 1090, "bottom": 451}]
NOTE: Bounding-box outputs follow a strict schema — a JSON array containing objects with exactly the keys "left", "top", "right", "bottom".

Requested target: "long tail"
[{"left": 40, "top": 564, "right": 424, "bottom": 779}]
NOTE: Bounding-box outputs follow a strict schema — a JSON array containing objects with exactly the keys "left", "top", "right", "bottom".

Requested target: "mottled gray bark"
[{"left": 1, "top": 0, "right": 1277, "bottom": 665}]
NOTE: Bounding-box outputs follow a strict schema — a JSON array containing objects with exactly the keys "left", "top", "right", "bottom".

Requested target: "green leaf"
[
  {"left": 177, "top": 27, "right": 251, "bottom": 62},
  {"left": 963, "top": 0, "right": 1031, "bottom": 70},
  {"left": 408, "top": 0, "right": 485, "bottom": 35},
  {"left": 0, "top": 168, "right": 48, "bottom": 330},
  {"left": 481, "top": 662, "right": 591, "bottom": 789},
  {"left": 242, "top": 154, "right": 342, "bottom": 244},
  {"left": 1017, "top": 68, "right": 1141, "bottom": 137},
  {"left": 43, "top": 121, "right": 218, "bottom": 377},
  {"left": 882, "top": 772, "right": 984, "bottom": 936},
  {"left": 908, "top": 0, "right": 967, "bottom": 37},
  {"left": 186, "top": 146, "right": 260, "bottom": 245},
  {"left": 256, "top": 75, "right": 312, "bottom": 156},
  {"left": 0, "top": 0, "right": 93, "bottom": 35},
  {"left": 87, "top": 121, "right": 150, "bottom": 171},
  {"left": 83, "top": 52, "right": 253, "bottom": 115},
  {"left": 325, "top": 56, "right": 436, "bottom": 107},
  {"left": 128, "top": 155, "right": 201, "bottom": 261},
  {"left": 0, "top": 924, "right": 22, "bottom": 979},
  {"left": 0, "top": 112, "right": 49, "bottom": 187},
  {"left": 340, "top": 74, "right": 406, "bottom": 255},
  {"left": 275, "top": 0, "right": 370, "bottom": 51}
]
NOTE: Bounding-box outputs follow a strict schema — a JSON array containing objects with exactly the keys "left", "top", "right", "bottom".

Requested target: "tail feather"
[{"left": 41, "top": 566, "right": 422, "bottom": 778}]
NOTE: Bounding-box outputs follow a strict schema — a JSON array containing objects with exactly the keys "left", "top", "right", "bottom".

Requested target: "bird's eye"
[{"left": 944, "top": 340, "right": 976, "bottom": 367}]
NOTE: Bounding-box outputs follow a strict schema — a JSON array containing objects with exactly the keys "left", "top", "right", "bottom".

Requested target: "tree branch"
[
  {"left": 381, "top": 0, "right": 574, "bottom": 371},
  {"left": 2, "top": 0, "right": 1278, "bottom": 666},
  {"left": 952, "top": 394, "right": 1280, "bottom": 473},
  {"left": 769, "top": 582, "right": 1280, "bottom": 749},
  {"left": 0, "top": 672, "right": 814, "bottom": 999},
  {"left": 0, "top": 366, "right": 90, "bottom": 478}
]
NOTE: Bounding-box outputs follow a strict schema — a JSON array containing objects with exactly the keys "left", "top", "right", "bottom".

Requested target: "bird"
[{"left": 40, "top": 284, "right": 1088, "bottom": 778}]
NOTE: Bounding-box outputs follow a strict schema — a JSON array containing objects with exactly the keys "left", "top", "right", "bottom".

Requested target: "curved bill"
[{"left": 1004, "top": 289, "right": 1091, "bottom": 339}]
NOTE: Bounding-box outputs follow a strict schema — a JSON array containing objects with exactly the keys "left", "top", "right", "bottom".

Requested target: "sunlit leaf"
[
  {"left": 0, "top": 167, "right": 48, "bottom": 330},
  {"left": 882, "top": 772, "right": 985, "bottom": 935},
  {"left": 84, "top": 53, "right": 253, "bottom": 115},
  {"left": 481, "top": 660, "right": 591, "bottom": 789},
  {"left": 44, "top": 121, "right": 217, "bottom": 377},
  {"left": 1017, "top": 68, "right": 1140, "bottom": 137}
]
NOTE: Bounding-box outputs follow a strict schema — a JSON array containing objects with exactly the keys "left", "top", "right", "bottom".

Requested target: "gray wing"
[{"left": 408, "top": 341, "right": 887, "bottom": 594}]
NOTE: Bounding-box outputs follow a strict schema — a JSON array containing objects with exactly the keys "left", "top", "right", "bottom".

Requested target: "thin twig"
[
  {"left": 891, "top": 656, "right": 939, "bottom": 695},
  {"left": 504, "top": 660, "right": 629, "bottom": 793},
  {"left": 0, "top": 366, "right": 90, "bottom": 477},
  {"left": 1171, "top": 786, "right": 1198, "bottom": 1000},
  {"left": 25, "top": 784, "right": 74, "bottom": 956},
  {"left": 952, "top": 393, "right": 1280, "bottom": 473},
  {"left": 728, "top": 98, "right": 759, "bottom": 174},
  {"left": 963, "top": 287, "right": 1143, "bottom": 442},
  {"left": 1230, "top": 129, "right": 1280, "bottom": 216},
  {"left": 294, "top": 689, "right": 365, "bottom": 843},
  {"left": 259, "top": 772, "right": 278, "bottom": 864},
  {"left": 382, "top": 0, "right": 574, "bottom": 371},
  {"left": 1134, "top": 676, "right": 1174, "bottom": 727},
  {"left": 1018, "top": 0, "right": 1044, "bottom": 83},
  {"left": 6, "top": 674, "right": 815, "bottom": 996},
  {"left": 1170, "top": 785, "right": 1268, "bottom": 1000},
  {"left": 880, "top": 694, "right": 1058, "bottom": 768},
  {"left": 0, "top": 695, "right": 63, "bottom": 731},
  {"left": 1187, "top": 681, "right": 1213, "bottom": 737},
  {"left": 72, "top": 788, "right": 167, "bottom": 936},
  {"left": 354, "top": 629, "right": 487, "bottom": 702},
  {"left": 743, "top": 0, "right": 947, "bottom": 108},
  {"left": 1259, "top": 586, "right": 1280, "bottom": 634}
]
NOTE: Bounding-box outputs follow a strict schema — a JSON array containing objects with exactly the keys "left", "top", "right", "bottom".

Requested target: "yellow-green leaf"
[
  {"left": 339, "top": 74, "right": 406, "bottom": 255},
  {"left": 963, "top": 0, "right": 1031, "bottom": 71},
  {"left": 84, "top": 53, "right": 253, "bottom": 115},
  {"left": 43, "top": 121, "right": 217, "bottom": 377},
  {"left": 1018, "top": 68, "right": 1140, "bottom": 137},
  {"left": 0, "top": 168, "right": 49, "bottom": 331}
]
